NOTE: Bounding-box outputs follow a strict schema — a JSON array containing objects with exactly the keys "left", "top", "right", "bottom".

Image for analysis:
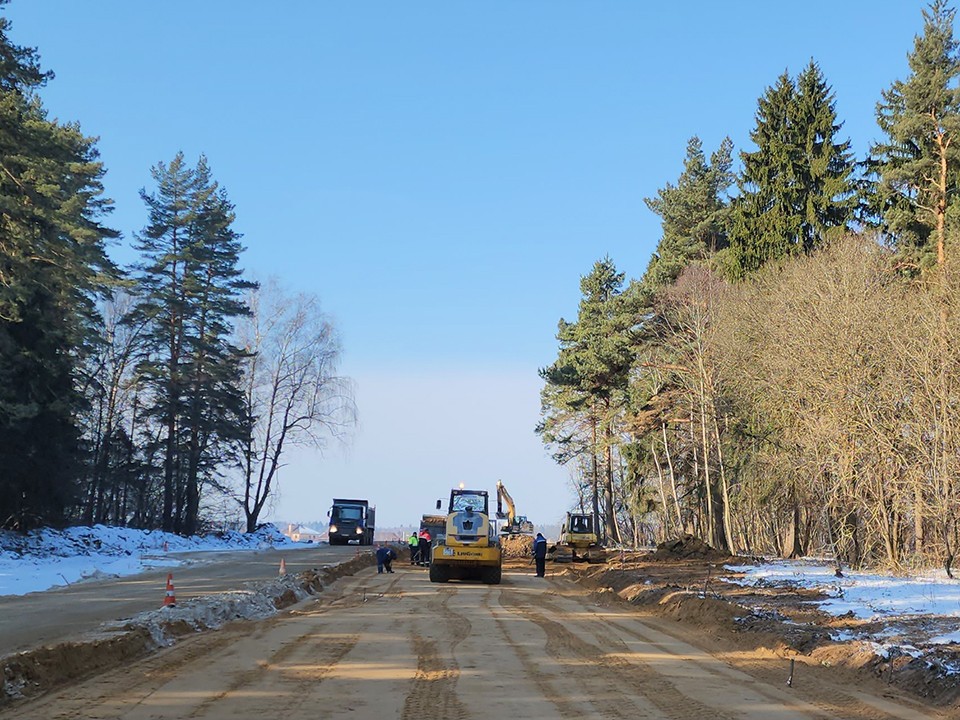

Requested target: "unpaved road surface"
[
  {"left": 0, "top": 544, "right": 359, "bottom": 653},
  {"left": 1, "top": 562, "right": 939, "bottom": 720}
]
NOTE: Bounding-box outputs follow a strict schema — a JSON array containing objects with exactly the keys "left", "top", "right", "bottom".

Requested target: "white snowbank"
[{"left": 0, "top": 524, "right": 310, "bottom": 597}]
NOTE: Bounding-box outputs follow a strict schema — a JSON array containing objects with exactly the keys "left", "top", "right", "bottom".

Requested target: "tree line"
[
  {"left": 0, "top": 3, "right": 355, "bottom": 534},
  {"left": 539, "top": 1, "right": 960, "bottom": 572}
]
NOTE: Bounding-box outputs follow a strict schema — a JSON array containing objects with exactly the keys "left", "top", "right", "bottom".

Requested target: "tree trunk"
[
  {"left": 591, "top": 416, "right": 601, "bottom": 543},
  {"left": 712, "top": 413, "right": 734, "bottom": 553},
  {"left": 651, "top": 438, "right": 672, "bottom": 541},
  {"left": 603, "top": 419, "right": 619, "bottom": 544},
  {"left": 661, "top": 423, "right": 682, "bottom": 531}
]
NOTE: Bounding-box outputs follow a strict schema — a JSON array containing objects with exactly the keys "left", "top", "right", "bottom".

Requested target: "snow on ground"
[
  {"left": 724, "top": 559, "right": 960, "bottom": 620},
  {"left": 724, "top": 558, "right": 960, "bottom": 668},
  {"left": 0, "top": 524, "right": 313, "bottom": 597}
]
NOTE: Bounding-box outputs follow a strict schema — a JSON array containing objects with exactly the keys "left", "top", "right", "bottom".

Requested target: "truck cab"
[{"left": 327, "top": 498, "right": 375, "bottom": 545}]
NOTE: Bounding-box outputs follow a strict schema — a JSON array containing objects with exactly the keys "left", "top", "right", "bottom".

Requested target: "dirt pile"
[
  {"left": 650, "top": 534, "right": 731, "bottom": 561},
  {"left": 500, "top": 534, "right": 534, "bottom": 558}
]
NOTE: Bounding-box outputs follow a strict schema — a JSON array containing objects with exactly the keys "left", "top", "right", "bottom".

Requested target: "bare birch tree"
[{"left": 235, "top": 280, "right": 356, "bottom": 532}]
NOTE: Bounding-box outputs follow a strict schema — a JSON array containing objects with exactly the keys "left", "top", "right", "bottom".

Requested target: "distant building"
[{"left": 283, "top": 523, "right": 326, "bottom": 543}]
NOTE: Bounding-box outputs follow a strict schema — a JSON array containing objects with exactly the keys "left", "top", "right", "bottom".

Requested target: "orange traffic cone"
[
  {"left": 279, "top": 558, "right": 287, "bottom": 576},
  {"left": 163, "top": 573, "right": 176, "bottom": 608}
]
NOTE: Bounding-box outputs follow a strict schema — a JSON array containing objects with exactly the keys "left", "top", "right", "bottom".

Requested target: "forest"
[
  {"left": 0, "top": 2, "right": 355, "bottom": 535},
  {"left": 539, "top": 1, "right": 960, "bottom": 572},
  {"left": 3, "top": 0, "right": 960, "bottom": 574}
]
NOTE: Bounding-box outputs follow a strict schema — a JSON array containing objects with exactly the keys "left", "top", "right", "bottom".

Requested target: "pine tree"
[
  {"left": 870, "top": 0, "right": 960, "bottom": 272},
  {"left": 127, "top": 154, "right": 253, "bottom": 534},
  {"left": 539, "top": 257, "right": 637, "bottom": 543},
  {"left": 726, "top": 64, "right": 856, "bottom": 279},
  {"left": 0, "top": 5, "right": 118, "bottom": 529},
  {"left": 642, "top": 136, "right": 734, "bottom": 295}
]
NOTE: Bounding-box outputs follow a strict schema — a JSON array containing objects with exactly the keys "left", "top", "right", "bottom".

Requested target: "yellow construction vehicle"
[
  {"left": 429, "top": 486, "right": 502, "bottom": 584},
  {"left": 495, "top": 480, "right": 535, "bottom": 536},
  {"left": 550, "top": 511, "right": 606, "bottom": 563}
]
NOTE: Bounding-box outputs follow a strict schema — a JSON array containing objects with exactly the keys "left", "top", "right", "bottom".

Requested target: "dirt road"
[{"left": 1, "top": 561, "right": 940, "bottom": 720}]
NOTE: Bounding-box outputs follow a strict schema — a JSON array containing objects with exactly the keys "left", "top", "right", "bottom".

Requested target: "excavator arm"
[
  {"left": 496, "top": 480, "right": 535, "bottom": 536},
  {"left": 495, "top": 480, "right": 516, "bottom": 524}
]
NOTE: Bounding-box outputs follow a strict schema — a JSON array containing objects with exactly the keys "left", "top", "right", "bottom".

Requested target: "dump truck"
[
  {"left": 419, "top": 513, "right": 446, "bottom": 542},
  {"left": 429, "top": 486, "right": 502, "bottom": 584},
  {"left": 327, "top": 498, "right": 375, "bottom": 545}
]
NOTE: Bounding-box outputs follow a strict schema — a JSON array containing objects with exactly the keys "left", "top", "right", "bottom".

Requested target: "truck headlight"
[
  {"left": 356, "top": 527, "right": 363, "bottom": 534},
  {"left": 329, "top": 525, "right": 338, "bottom": 533}
]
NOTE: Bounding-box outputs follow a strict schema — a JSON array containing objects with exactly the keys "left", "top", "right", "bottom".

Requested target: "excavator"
[
  {"left": 550, "top": 511, "right": 606, "bottom": 563},
  {"left": 429, "top": 485, "right": 502, "bottom": 584},
  {"left": 495, "top": 480, "right": 535, "bottom": 536}
]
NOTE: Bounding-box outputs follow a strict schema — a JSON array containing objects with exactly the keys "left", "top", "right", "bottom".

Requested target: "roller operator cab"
[
  {"left": 327, "top": 498, "right": 375, "bottom": 545},
  {"left": 429, "top": 487, "right": 502, "bottom": 584}
]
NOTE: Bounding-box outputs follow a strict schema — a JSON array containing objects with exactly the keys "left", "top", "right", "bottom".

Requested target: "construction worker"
[
  {"left": 417, "top": 528, "right": 431, "bottom": 567},
  {"left": 375, "top": 544, "right": 396, "bottom": 574},
  {"left": 409, "top": 531, "right": 419, "bottom": 565},
  {"left": 533, "top": 532, "right": 548, "bottom": 577}
]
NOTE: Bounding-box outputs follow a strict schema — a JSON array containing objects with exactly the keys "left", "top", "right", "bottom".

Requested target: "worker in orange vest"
[{"left": 417, "top": 528, "right": 431, "bottom": 567}]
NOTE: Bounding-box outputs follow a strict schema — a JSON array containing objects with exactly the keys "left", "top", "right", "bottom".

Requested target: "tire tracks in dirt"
[
  {"left": 183, "top": 632, "right": 360, "bottom": 719},
  {"left": 499, "top": 584, "right": 722, "bottom": 720},
  {"left": 598, "top": 608, "right": 857, "bottom": 720},
  {"left": 537, "top": 582, "right": 931, "bottom": 720},
  {"left": 3, "top": 626, "right": 252, "bottom": 719},
  {"left": 402, "top": 585, "right": 470, "bottom": 720},
  {"left": 486, "top": 586, "right": 594, "bottom": 718}
]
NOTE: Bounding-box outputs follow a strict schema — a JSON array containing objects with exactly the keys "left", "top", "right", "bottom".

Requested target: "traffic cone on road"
[
  {"left": 279, "top": 558, "right": 287, "bottom": 576},
  {"left": 163, "top": 573, "right": 176, "bottom": 608}
]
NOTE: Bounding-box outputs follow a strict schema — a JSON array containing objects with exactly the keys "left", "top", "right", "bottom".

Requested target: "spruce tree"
[
  {"left": 726, "top": 64, "right": 856, "bottom": 279},
  {"left": 793, "top": 61, "right": 858, "bottom": 247},
  {"left": 870, "top": 0, "right": 960, "bottom": 272},
  {"left": 0, "top": 5, "right": 118, "bottom": 529}
]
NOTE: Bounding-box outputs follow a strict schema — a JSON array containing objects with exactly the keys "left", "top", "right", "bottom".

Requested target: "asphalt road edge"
[{"left": 0, "top": 551, "right": 376, "bottom": 708}]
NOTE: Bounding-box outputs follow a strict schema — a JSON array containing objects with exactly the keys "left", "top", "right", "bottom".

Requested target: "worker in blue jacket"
[
  {"left": 375, "top": 545, "right": 396, "bottom": 574},
  {"left": 533, "top": 533, "right": 548, "bottom": 577}
]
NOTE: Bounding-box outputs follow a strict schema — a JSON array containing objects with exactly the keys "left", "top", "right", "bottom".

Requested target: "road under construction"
[{"left": 0, "top": 551, "right": 940, "bottom": 720}]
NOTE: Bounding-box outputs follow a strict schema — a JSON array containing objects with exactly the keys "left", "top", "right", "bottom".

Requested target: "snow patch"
[
  {"left": 725, "top": 560, "right": 960, "bottom": 620},
  {"left": 0, "top": 524, "right": 310, "bottom": 597}
]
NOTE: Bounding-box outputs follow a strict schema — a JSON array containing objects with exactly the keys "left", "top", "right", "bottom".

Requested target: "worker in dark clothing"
[
  {"left": 409, "top": 531, "right": 420, "bottom": 565},
  {"left": 417, "top": 529, "right": 431, "bottom": 567},
  {"left": 533, "top": 532, "right": 548, "bottom": 577},
  {"left": 375, "top": 545, "right": 396, "bottom": 574}
]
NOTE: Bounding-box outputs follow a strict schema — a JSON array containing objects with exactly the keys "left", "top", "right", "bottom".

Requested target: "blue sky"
[{"left": 7, "top": 1, "right": 927, "bottom": 527}]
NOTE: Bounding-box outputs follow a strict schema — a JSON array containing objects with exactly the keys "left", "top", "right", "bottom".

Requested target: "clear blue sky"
[{"left": 7, "top": 1, "right": 927, "bottom": 528}]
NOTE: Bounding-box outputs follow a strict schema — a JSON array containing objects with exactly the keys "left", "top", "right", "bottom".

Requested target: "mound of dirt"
[
  {"left": 650, "top": 534, "right": 730, "bottom": 561},
  {"left": 500, "top": 534, "right": 534, "bottom": 558}
]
